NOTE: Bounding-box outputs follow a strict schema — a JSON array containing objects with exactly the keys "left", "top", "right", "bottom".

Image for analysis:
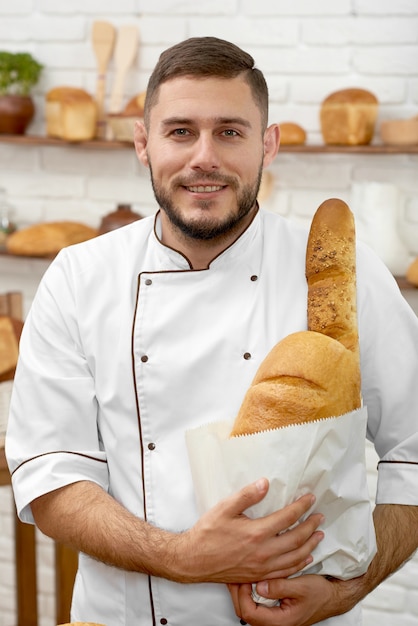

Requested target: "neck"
[{"left": 159, "top": 206, "right": 257, "bottom": 269}]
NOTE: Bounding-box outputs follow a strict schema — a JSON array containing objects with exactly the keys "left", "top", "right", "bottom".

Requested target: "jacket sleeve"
[
  {"left": 6, "top": 250, "right": 109, "bottom": 523},
  {"left": 357, "top": 242, "right": 418, "bottom": 505}
]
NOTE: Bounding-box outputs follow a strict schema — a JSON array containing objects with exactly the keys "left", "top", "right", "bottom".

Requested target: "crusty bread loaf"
[
  {"left": 229, "top": 331, "right": 360, "bottom": 436},
  {"left": 6, "top": 221, "right": 98, "bottom": 257},
  {"left": 279, "top": 122, "right": 306, "bottom": 145},
  {"left": 306, "top": 198, "right": 359, "bottom": 356},
  {"left": 46, "top": 87, "right": 97, "bottom": 141},
  {"left": 320, "top": 88, "right": 378, "bottom": 146},
  {"left": 230, "top": 198, "right": 360, "bottom": 437}
]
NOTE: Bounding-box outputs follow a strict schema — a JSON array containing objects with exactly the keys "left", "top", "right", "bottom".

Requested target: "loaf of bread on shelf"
[
  {"left": 6, "top": 221, "right": 98, "bottom": 257},
  {"left": 279, "top": 122, "right": 306, "bottom": 145},
  {"left": 46, "top": 87, "right": 97, "bottom": 141},
  {"left": 230, "top": 198, "right": 360, "bottom": 437},
  {"left": 320, "top": 88, "right": 378, "bottom": 146}
]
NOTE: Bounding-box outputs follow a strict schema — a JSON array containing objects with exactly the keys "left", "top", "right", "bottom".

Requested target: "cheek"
[{"left": 148, "top": 148, "right": 183, "bottom": 180}]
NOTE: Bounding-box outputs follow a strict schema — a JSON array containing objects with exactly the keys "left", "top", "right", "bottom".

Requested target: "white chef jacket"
[{"left": 6, "top": 208, "right": 418, "bottom": 626}]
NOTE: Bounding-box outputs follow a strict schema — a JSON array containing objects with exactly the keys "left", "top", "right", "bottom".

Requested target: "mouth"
[{"left": 185, "top": 185, "right": 226, "bottom": 193}]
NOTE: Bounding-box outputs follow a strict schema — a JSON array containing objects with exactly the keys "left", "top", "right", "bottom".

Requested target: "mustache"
[{"left": 173, "top": 172, "right": 238, "bottom": 188}]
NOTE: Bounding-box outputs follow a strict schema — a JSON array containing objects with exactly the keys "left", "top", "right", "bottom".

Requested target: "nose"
[{"left": 189, "top": 132, "right": 220, "bottom": 171}]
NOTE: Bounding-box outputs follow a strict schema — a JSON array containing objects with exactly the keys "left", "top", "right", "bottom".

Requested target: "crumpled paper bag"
[{"left": 186, "top": 407, "right": 376, "bottom": 580}]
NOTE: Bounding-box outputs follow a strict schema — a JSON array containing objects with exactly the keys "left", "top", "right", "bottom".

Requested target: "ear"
[
  {"left": 134, "top": 120, "right": 149, "bottom": 167},
  {"left": 262, "top": 123, "right": 280, "bottom": 168}
]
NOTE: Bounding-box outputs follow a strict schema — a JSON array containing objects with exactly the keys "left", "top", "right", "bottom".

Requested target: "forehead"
[{"left": 149, "top": 75, "right": 262, "bottom": 128}]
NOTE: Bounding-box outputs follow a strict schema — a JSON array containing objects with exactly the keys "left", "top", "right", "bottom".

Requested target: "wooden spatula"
[
  {"left": 92, "top": 20, "right": 116, "bottom": 138},
  {"left": 109, "top": 25, "right": 139, "bottom": 114}
]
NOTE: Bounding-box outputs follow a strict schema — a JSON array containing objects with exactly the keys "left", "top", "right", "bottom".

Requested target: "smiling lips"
[{"left": 186, "top": 185, "right": 225, "bottom": 193}]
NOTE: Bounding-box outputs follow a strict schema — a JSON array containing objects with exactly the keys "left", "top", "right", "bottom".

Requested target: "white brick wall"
[{"left": 1, "top": 1, "right": 418, "bottom": 624}]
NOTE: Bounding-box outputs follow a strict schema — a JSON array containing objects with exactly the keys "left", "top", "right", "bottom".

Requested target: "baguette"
[
  {"left": 230, "top": 198, "right": 360, "bottom": 437},
  {"left": 306, "top": 198, "right": 359, "bottom": 357}
]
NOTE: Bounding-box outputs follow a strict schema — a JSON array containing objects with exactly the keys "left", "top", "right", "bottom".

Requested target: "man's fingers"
[
  {"left": 219, "top": 480, "right": 317, "bottom": 531},
  {"left": 217, "top": 477, "right": 270, "bottom": 517}
]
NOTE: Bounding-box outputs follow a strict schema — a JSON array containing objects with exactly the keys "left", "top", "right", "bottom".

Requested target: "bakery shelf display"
[{"left": 0, "top": 133, "right": 418, "bottom": 153}]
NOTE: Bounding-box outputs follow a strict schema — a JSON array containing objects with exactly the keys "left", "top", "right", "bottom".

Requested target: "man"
[{"left": 6, "top": 37, "right": 418, "bottom": 626}]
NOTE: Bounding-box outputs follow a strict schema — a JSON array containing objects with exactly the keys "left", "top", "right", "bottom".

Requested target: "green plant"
[{"left": 0, "top": 51, "right": 43, "bottom": 96}]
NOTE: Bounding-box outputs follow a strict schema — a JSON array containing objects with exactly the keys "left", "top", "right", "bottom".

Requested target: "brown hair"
[{"left": 144, "top": 36, "right": 269, "bottom": 129}]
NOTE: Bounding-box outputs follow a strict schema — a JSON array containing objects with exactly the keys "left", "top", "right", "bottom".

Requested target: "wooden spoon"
[
  {"left": 91, "top": 20, "right": 116, "bottom": 138},
  {"left": 109, "top": 25, "right": 139, "bottom": 114}
]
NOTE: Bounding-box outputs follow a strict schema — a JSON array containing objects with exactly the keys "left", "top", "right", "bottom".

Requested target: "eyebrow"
[{"left": 160, "top": 116, "right": 253, "bottom": 129}]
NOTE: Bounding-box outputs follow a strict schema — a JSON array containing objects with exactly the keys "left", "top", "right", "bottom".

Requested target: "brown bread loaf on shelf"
[
  {"left": 46, "top": 87, "right": 97, "bottom": 141},
  {"left": 320, "top": 88, "right": 378, "bottom": 146},
  {"left": 230, "top": 198, "right": 360, "bottom": 437},
  {"left": 6, "top": 221, "right": 98, "bottom": 257}
]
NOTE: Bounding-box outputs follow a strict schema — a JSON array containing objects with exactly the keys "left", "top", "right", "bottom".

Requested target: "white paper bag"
[{"left": 186, "top": 407, "right": 376, "bottom": 580}]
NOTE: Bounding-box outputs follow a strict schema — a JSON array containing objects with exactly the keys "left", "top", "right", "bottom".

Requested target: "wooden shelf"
[
  {"left": 0, "top": 133, "right": 132, "bottom": 150},
  {"left": 1, "top": 133, "right": 418, "bottom": 153}
]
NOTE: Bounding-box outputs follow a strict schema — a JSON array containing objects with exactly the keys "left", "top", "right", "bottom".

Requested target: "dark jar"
[{"left": 98, "top": 204, "right": 143, "bottom": 234}]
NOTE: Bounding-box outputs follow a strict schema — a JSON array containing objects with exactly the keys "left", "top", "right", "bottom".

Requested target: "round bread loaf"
[
  {"left": 279, "top": 122, "right": 306, "bottom": 145},
  {"left": 123, "top": 91, "right": 146, "bottom": 117},
  {"left": 320, "top": 88, "right": 378, "bottom": 146}
]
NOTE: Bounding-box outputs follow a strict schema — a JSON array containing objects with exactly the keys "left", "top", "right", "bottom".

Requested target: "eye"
[
  {"left": 222, "top": 129, "right": 239, "bottom": 137},
  {"left": 172, "top": 128, "right": 191, "bottom": 137}
]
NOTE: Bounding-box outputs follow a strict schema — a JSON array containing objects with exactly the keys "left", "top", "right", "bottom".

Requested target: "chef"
[{"left": 6, "top": 37, "right": 418, "bottom": 626}]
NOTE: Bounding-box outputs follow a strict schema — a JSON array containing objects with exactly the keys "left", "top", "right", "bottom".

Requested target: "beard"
[{"left": 149, "top": 165, "right": 263, "bottom": 241}]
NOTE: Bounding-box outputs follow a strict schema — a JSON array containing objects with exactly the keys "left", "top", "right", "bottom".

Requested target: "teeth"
[{"left": 187, "top": 185, "right": 223, "bottom": 193}]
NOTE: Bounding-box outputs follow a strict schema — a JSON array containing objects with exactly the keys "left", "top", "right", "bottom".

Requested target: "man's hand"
[
  {"left": 179, "top": 477, "right": 324, "bottom": 583},
  {"left": 31, "top": 477, "right": 324, "bottom": 585},
  {"left": 228, "top": 575, "right": 349, "bottom": 626},
  {"left": 228, "top": 504, "right": 418, "bottom": 625}
]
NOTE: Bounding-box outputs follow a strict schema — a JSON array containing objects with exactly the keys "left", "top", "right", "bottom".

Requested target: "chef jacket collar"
[{"left": 152, "top": 204, "right": 261, "bottom": 270}]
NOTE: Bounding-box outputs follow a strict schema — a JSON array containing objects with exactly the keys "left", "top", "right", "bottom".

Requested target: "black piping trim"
[
  {"left": 152, "top": 204, "right": 259, "bottom": 270},
  {"left": 10, "top": 450, "right": 106, "bottom": 478},
  {"left": 131, "top": 273, "right": 157, "bottom": 626},
  {"left": 378, "top": 460, "right": 418, "bottom": 466}
]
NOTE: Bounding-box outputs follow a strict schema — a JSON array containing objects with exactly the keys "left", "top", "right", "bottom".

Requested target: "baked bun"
[
  {"left": 230, "top": 198, "right": 360, "bottom": 437},
  {"left": 123, "top": 91, "right": 146, "bottom": 117},
  {"left": 320, "top": 88, "right": 378, "bottom": 146},
  {"left": 6, "top": 221, "right": 97, "bottom": 257},
  {"left": 279, "top": 122, "right": 306, "bottom": 145},
  {"left": 46, "top": 87, "right": 97, "bottom": 141}
]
